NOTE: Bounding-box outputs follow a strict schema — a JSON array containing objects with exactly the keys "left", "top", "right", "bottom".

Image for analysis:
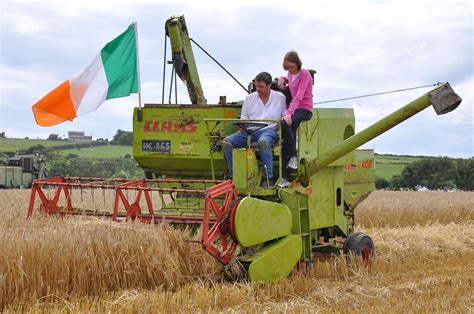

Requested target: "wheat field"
[{"left": 1, "top": 189, "right": 473, "bottom": 312}]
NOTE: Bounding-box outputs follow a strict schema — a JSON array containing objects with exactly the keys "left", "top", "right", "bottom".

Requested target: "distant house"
[{"left": 68, "top": 131, "right": 92, "bottom": 142}]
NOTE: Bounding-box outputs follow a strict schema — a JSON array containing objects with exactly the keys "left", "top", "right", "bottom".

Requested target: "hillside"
[{"left": 0, "top": 138, "right": 70, "bottom": 152}]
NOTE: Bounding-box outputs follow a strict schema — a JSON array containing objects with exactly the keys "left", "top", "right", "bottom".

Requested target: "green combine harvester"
[
  {"left": 28, "top": 15, "right": 462, "bottom": 282},
  {"left": 1, "top": 155, "right": 47, "bottom": 188}
]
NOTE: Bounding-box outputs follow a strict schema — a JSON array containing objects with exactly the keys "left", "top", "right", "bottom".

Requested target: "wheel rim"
[
  {"left": 361, "top": 246, "right": 372, "bottom": 269},
  {"left": 202, "top": 180, "right": 239, "bottom": 265}
]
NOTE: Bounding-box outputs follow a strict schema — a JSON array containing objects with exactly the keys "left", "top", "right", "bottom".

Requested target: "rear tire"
[{"left": 343, "top": 232, "right": 374, "bottom": 269}]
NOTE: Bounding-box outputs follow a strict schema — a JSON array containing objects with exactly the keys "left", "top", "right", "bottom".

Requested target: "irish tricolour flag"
[{"left": 32, "top": 23, "right": 139, "bottom": 126}]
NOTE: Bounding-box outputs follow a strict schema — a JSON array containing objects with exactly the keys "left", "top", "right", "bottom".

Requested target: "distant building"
[{"left": 68, "top": 131, "right": 92, "bottom": 142}]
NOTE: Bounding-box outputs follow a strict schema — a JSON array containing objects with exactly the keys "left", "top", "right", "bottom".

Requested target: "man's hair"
[
  {"left": 254, "top": 72, "right": 272, "bottom": 85},
  {"left": 283, "top": 50, "right": 302, "bottom": 71}
]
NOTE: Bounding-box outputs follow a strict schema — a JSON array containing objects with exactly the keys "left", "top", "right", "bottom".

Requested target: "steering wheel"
[{"left": 232, "top": 121, "right": 268, "bottom": 134}]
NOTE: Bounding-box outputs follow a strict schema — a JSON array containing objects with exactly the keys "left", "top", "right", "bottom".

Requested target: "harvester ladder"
[{"left": 297, "top": 198, "right": 312, "bottom": 263}]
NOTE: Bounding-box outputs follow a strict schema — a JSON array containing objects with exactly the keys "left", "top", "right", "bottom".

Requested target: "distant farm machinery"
[
  {"left": 1, "top": 154, "right": 46, "bottom": 188},
  {"left": 27, "top": 15, "right": 461, "bottom": 282}
]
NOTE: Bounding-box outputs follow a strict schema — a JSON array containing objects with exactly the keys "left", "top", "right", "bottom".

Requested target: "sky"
[{"left": 0, "top": 0, "right": 472, "bottom": 158}]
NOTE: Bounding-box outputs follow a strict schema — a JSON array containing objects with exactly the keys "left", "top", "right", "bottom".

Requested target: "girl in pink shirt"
[{"left": 278, "top": 51, "right": 314, "bottom": 188}]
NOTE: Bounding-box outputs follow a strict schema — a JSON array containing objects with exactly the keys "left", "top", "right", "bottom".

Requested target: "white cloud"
[{"left": 0, "top": 0, "right": 472, "bottom": 157}]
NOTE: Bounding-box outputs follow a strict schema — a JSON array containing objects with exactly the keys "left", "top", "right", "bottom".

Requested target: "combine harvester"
[
  {"left": 1, "top": 154, "right": 47, "bottom": 188},
  {"left": 28, "top": 16, "right": 461, "bottom": 281}
]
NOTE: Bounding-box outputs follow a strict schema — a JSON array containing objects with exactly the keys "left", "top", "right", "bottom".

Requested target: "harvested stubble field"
[{"left": 0, "top": 189, "right": 473, "bottom": 312}]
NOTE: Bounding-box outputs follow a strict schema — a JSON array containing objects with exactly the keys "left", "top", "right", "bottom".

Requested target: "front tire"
[
  {"left": 143, "top": 168, "right": 154, "bottom": 179},
  {"left": 343, "top": 232, "right": 374, "bottom": 269}
]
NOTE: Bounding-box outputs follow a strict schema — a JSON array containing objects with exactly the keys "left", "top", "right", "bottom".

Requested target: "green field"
[
  {"left": 59, "top": 145, "right": 132, "bottom": 158},
  {"left": 375, "top": 154, "right": 426, "bottom": 180}
]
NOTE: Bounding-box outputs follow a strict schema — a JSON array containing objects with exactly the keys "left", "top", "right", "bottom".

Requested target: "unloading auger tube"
[
  {"left": 165, "top": 15, "right": 207, "bottom": 104},
  {"left": 299, "top": 82, "right": 462, "bottom": 186}
]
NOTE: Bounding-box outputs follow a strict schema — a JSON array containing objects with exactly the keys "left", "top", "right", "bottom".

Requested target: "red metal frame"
[
  {"left": 27, "top": 176, "right": 220, "bottom": 224},
  {"left": 201, "top": 180, "right": 240, "bottom": 265}
]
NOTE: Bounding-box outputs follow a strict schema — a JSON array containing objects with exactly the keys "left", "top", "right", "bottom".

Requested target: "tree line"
[{"left": 48, "top": 154, "right": 142, "bottom": 178}]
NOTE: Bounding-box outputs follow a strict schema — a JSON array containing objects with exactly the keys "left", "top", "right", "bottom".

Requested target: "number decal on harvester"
[
  {"left": 142, "top": 140, "right": 171, "bottom": 153},
  {"left": 343, "top": 159, "right": 373, "bottom": 170}
]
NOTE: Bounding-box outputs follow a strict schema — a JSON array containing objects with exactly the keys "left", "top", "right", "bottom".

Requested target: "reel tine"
[
  {"left": 103, "top": 184, "right": 106, "bottom": 208},
  {"left": 80, "top": 185, "right": 83, "bottom": 203}
]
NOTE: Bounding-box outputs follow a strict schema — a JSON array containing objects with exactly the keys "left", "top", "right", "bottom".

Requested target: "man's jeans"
[
  {"left": 281, "top": 109, "right": 313, "bottom": 179},
  {"left": 223, "top": 128, "right": 279, "bottom": 179}
]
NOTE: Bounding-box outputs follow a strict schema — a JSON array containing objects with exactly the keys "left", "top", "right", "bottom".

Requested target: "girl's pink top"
[{"left": 286, "top": 68, "right": 313, "bottom": 115}]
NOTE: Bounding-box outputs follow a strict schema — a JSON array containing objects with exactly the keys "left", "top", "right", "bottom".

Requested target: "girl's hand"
[
  {"left": 283, "top": 115, "right": 292, "bottom": 126},
  {"left": 278, "top": 77, "right": 287, "bottom": 89}
]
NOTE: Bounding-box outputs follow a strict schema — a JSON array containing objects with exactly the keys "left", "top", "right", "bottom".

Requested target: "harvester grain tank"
[
  {"left": 344, "top": 149, "right": 376, "bottom": 206},
  {"left": 28, "top": 15, "right": 462, "bottom": 282}
]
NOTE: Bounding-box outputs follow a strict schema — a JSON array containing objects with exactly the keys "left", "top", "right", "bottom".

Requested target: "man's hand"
[{"left": 283, "top": 114, "right": 292, "bottom": 126}]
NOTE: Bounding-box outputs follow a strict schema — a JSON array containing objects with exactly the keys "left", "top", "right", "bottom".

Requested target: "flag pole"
[{"left": 133, "top": 21, "right": 142, "bottom": 110}]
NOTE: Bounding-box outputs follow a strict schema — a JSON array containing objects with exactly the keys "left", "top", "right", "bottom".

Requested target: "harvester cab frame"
[{"left": 27, "top": 15, "right": 462, "bottom": 282}]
